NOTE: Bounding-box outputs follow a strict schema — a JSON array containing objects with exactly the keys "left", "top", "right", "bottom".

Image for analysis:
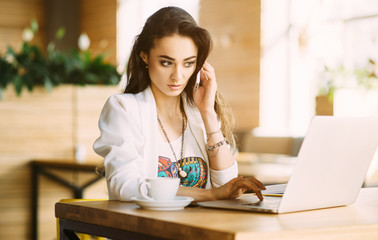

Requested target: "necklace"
[{"left": 157, "top": 105, "right": 187, "bottom": 178}]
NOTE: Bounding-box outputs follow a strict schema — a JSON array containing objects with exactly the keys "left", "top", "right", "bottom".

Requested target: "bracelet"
[
  {"left": 206, "top": 129, "right": 222, "bottom": 138},
  {"left": 207, "top": 138, "right": 228, "bottom": 151}
]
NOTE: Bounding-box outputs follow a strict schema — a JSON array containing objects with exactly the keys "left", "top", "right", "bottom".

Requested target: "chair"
[{"left": 236, "top": 132, "right": 303, "bottom": 156}]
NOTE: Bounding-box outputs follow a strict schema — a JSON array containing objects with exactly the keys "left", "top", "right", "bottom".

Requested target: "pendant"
[{"left": 178, "top": 167, "right": 187, "bottom": 178}]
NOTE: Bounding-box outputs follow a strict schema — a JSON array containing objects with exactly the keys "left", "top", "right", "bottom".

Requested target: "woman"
[{"left": 93, "top": 6, "right": 265, "bottom": 202}]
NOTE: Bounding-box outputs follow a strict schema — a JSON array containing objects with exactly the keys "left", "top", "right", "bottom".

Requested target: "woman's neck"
[
  {"left": 152, "top": 88, "right": 186, "bottom": 141},
  {"left": 154, "top": 93, "right": 182, "bottom": 119}
]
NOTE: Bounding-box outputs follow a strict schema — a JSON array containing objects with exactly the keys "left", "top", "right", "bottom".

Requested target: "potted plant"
[
  {"left": 0, "top": 19, "right": 121, "bottom": 99},
  {"left": 315, "top": 65, "right": 345, "bottom": 115},
  {"left": 316, "top": 61, "right": 378, "bottom": 116}
]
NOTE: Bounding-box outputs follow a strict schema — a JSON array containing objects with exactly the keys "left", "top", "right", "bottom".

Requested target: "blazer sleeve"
[
  {"left": 93, "top": 94, "right": 146, "bottom": 201},
  {"left": 210, "top": 160, "right": 238, "bottom": 188}
]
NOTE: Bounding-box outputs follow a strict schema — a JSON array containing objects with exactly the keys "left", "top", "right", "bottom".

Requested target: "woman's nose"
[{"left": 170, "top": 66, "right": 184, "bottom": 82}]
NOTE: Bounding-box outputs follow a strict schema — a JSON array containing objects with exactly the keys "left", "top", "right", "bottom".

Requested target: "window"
[{"left": 260, "top": 0, "right": 378, "bottom": 136}]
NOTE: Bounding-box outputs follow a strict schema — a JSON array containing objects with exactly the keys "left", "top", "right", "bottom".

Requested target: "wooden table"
[
  {"left": 31, "top": 160, "right": 104, "bottom": 240},
  {"left": 55, "top": 187, "right": 378, "bottom": 240}
]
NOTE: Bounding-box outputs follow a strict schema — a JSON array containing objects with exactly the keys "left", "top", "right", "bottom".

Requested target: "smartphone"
[{"left": 193, "top": 70, "right": 201, "bottom": 92}]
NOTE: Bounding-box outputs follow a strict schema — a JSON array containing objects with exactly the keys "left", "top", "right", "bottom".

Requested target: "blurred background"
[{"left": 0, "top": 0, "right": 378, "bottom": 239}]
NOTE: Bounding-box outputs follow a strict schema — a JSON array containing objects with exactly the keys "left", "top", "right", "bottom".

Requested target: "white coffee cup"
[{"left": 139, "top": 177, "right": 180, "bottom": 201}]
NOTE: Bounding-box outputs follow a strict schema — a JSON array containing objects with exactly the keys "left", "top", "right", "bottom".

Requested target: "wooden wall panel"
[
  {"left": 80, "top": 0, "right": 117, "bottom": 64},
  {"left": 0, "top": 86, "right": 72, "bottom": 240},
  {"left": 0, "top": 85, "right": 114, "bottom": 240},
  {"left": 199, "top": 0, "right": 261, "bottom": 130},
  {"left": 0, "top": 0, "right": 45, "bottom": 53},
  {"left": 0, "top": 86, "right": 74, "bottom": 157},
  {"left": 0, "top": 0, "right": 117, "bottom": 239}
]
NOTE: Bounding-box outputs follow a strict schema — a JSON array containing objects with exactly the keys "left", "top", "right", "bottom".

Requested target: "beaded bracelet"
[{"left": 206, "top": 138, "right": 228, "bottom": 151}]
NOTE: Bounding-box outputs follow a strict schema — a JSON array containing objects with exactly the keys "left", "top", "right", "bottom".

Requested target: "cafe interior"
[{"left": 0, "top": 0, "right": 378, "bottom": 239}]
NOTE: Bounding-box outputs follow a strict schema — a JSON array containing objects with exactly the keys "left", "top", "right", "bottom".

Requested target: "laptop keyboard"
[{"left": 242, "top": 198, "right": 281, "bottom": 209}]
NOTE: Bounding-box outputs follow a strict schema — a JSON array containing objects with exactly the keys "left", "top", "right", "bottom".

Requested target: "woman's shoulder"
[
  {"left": 105, "top": 88, "right": 154, "bottom": 112},
  {"left": 108, "top": 92, "right": 137, "bottom": 102},
  {"left": 108, "top": 87, "right": 152, "bottom": 104},
  {"left": 104, "top": 93, "right": 139, "bottom": 112}
]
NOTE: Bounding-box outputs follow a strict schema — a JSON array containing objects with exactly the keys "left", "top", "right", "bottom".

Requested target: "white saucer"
[{"left": 131, "top": 196, "right": 194, "bottom": 211}]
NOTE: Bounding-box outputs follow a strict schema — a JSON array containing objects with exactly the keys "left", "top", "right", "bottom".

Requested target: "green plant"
[
  {"left": 64, "top": 50, "right": 121, "bottom": 86},
  {"left": 317, "top": 65, "right": 347, "bottom": 103},
  {"left": 318, "top": 60, "right": 378, "bottom": 103},
  {"left": 354, "top": 59, "right": 378, "bottom": 90},
  {"left": 0, "top": 19, "right": 121, "bottom": 98},
  {"left": 0, "top": 56, "right": 16, "bottom": 98}
]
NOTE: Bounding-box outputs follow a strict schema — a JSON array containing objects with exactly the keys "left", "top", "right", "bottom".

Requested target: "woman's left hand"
[{"left": 193, "top": 62, "right": 217, "bottom": 114}]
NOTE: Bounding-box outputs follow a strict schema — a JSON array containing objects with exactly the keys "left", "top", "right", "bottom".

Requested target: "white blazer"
[{"left": 93, "top": 87, "right": 238, "bottom": 201}]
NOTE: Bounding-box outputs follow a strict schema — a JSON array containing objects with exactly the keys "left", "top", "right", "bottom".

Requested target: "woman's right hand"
[
  {"left": 192, "top": 62, "right": 217, "bottom": 115},
  {"left": 211, "top": 176, "right": 266, "bottom": 201}
]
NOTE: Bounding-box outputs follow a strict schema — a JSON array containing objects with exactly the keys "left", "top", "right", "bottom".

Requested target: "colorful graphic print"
[
  {"left": 158, "top": 156, "right": 178, "bottom": 178},
  {"left": 158, "top": 156, "right": 208, "bottom": 188}
]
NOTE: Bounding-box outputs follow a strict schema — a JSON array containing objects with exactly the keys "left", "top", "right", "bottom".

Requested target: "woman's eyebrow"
[
  {"left": 158, "top": 55, "right": 197, "bottom": 61},
  {"left": 184, "top": 56, "right": 197, "bottom": 61}
]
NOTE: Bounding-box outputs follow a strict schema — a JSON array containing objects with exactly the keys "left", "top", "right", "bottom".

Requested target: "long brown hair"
[
  {"left": 96, "top": 7, "right": 236, "bottom": 175},
  {"left": 125, "top": 6, "right": 236, "bottom": 150}
]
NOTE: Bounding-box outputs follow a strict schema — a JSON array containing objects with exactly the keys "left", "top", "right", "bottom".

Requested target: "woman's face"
[{"left": 141, "top": 34, "right": 198, "bottom": 99}]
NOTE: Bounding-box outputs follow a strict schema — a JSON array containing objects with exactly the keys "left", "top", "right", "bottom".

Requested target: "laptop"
[{"left": 198, "top": 116, "right": 378, "bottom": 213}]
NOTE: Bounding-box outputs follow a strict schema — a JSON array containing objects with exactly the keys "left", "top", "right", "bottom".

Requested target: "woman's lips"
[{"left": 168, "top": 84, "right": 182, "bottom": 91}]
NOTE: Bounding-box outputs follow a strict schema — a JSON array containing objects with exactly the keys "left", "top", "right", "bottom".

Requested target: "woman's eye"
[
  {"left": 184, "top": 61, "right": 195, "bottom": 67},
  {"left": 160, "top": 61, "right": 172, "bottom": 67}
]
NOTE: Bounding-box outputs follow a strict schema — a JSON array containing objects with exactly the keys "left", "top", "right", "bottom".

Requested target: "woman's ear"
[{"left": 140, "top": 51, "right": 148, "bottom": 64}]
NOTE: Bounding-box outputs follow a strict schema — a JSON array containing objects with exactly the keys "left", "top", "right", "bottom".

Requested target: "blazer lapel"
[
  {"left": 136, "top": 86, "right": 159, "bottom": 178},
  {"left": 182, "top": 96, "right": 208, "bottom": 163}
]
